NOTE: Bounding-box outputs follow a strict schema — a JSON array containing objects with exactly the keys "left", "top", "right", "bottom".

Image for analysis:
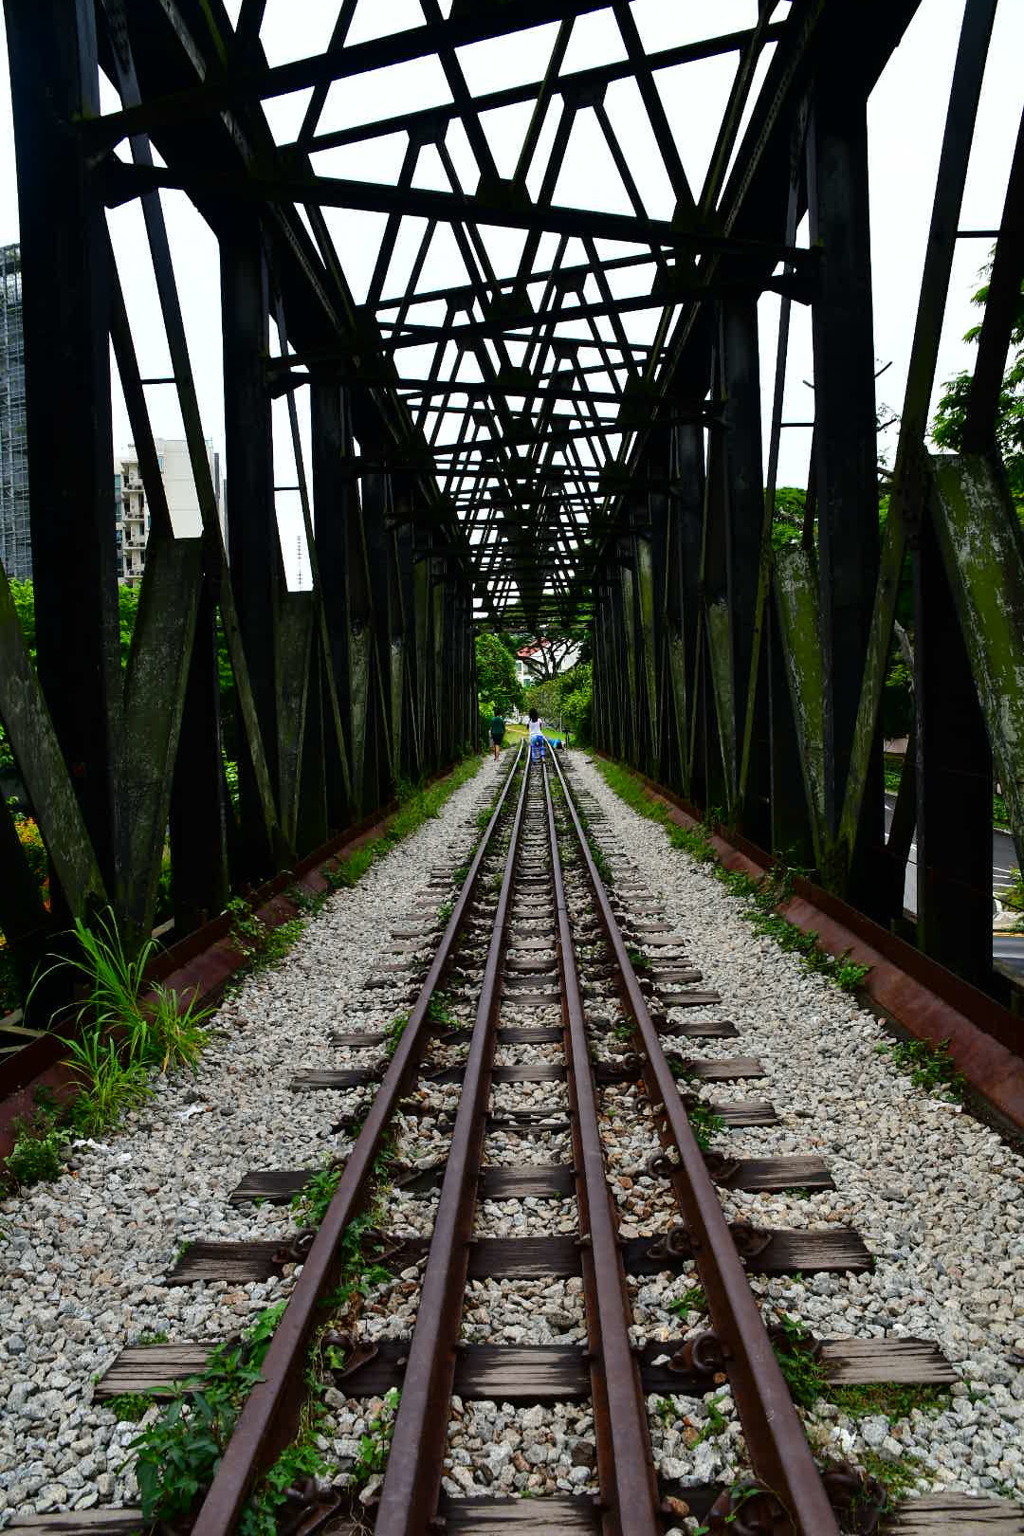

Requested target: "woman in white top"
[{"left": 527, "top": 707, "right": 546, "bottom": 763}]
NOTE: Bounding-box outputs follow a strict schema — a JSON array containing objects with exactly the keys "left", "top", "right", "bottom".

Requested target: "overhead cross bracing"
[{"left": 79, "top": 0, "right": 831, "bottom": 631}]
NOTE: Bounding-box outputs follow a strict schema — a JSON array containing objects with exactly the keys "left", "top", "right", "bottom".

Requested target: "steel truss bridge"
[{"left": 1, "top": 0, "right": 1023, "bottom": 1017}]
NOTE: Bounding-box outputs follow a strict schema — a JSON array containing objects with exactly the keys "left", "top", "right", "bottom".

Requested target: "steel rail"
[
  {"left": 374, "top": 753, "right": 533, "bottom": 1533},
  {"left": 549, "top": 748, "right": 841, "bottom": 1536},
  {"left": 191, "top": 746, "right": 525, "bottom": 1536},
  {"left": 541, "top": 760, "right": 662, "bottom": 1536}
]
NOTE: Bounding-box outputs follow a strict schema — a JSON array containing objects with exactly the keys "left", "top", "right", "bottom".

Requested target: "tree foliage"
[
  {"left": 524, "top": 659, "right": 592, "bottom": 741},
  {"left": 1, "top": 579, "right": 142, "bottom": 772},
  {"left": 770, "top": 487, "right": 808, "bottom": 551},
  {"left": 932, "top": 262, "right": 1024, "bottom": 504},
  {"left": 511, "top": 623, "right": 585, "bottom": 680},
  {"left": 474, "top": 630, "right": 523, "bottom": 715}
]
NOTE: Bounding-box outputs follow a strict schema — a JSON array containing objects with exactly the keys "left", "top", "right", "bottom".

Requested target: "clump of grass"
[
  {"left": 291, "top": 1162, "right": 343, "bottom": 1229},
  {"left": 592, "top": 757, "right": 872, "bottom": 996},
  {"left": 692, "top": 1392, "right": 730, "bottom": 1445},
  {"left": 385, "top": 1011, "right": 410, "bottom": 1052},
  {"left": 770, "top": 1313, "right": 828, "bottom": 1411},
  {"left": 107, "top": 1391, "right": 158, "bottom": 1423},
  {"left": 226, "top": 899, "right": 305, "bottom": 971},
  {"left": 875, "top": 1036, "right": 965, "bottom": 1101},
  {"left": 856, "top": 1448, "right": 927, "bottom": 1503},
  {"left": 351, "top": 1387, "right": 401, "bottom": 1489},
  {"left": 427, "top": 992, "right": 458, "bottom": 1029},
  {"left": 3, "top": 1109, "right": 64, "bottom": 1188},
  {"left": 687, "top": 1101, "right": 725, "bottom": 1152},
  {"left": 22, "top": 908, "right": 211, "bottom": 1150},
  {"left": 668, "top": 1284, "right": 706, "bottom": 1320},
  {"left": 831, "top": 1383, "right": 951, "bottom": 1420}
]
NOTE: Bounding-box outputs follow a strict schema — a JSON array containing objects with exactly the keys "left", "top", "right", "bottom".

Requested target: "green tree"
[
  {"left": 475, "top": 631, "right": 523, "bottom": 715},
  {"left": 932, "top": 261, "right": 1024, "bottom": 504},
  {"left": 770, "top": 486, "right": 808, "bottom": 550},
  {"left": 524, "top": 659, "right": 592, "bottom": 742},
  {"left": 0, "top": 579, "right": 142, "bottom": 772}
]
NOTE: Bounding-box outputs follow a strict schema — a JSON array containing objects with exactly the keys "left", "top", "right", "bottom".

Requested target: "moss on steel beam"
[
  {"left": 928, "top": 452, "right": 1024, "bottom": 859},
  {"left": 773, "top": 545, "right": 828, "bottom": 875}
]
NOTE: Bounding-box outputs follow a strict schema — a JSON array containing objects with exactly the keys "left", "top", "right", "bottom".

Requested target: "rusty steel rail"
[
  {"left": 373, "top": 753, "right": 534, "bottom": 1532},
  {"left": 549, "top": 748, "right": 841, "bottom": 1536},
  {"left": 541, "top": 759, "right": 662, "bottom": 1536},
  {"left": 190, "top": 746, "right": 525, "bottom": 1536}
]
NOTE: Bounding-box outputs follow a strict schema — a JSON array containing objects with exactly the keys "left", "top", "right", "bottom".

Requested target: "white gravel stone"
[
  {"left": 571, "top": 752, "right": 1024, "bottom": 1502},
  {"left": 0, "top": 757, "right": 504, "bottom": 1521}
]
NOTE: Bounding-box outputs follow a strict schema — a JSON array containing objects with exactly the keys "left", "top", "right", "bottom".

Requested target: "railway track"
[{"left": 13, "top": 749, "right": 1022, "bottom": 1535}]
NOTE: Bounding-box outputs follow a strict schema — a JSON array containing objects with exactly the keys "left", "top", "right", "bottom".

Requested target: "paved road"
[{"left": 883, "top": 794, "right": 1024, "bottom": 976}]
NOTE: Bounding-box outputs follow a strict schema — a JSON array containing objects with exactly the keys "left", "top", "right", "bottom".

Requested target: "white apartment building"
[{"left": 114, "top": 438, "right": 224, "bottom": 586}]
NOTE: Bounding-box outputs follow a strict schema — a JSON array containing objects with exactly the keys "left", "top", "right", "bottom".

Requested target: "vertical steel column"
[
  {"left": 701, "top": 377, "right": 732, "bottom": 812},
  {"left": 361, "top": 470, "right": 394, "bottom": 798},
  {"left": 720, "top": 296, "right": 764, "bottom": 821},
  {"left": 767, "top": 603, "right": 816, "bottom": 867},
  {"left": 807, "top": 69, "right": 883, "bottom": 900},
  {"left": 6, "top": 0, "right": 121, "bottom": 890},
  {"left": 168, "top": 579, "right": 229, "bottom": 932},
  {"left": 221, "top": 217, "right": 280, "bottom": 873},
  {"left": 310, "top": 378, "right": 352, "bottom": 831},
  {"left": 914, "top": 503, "right": 994, "bottom": 989},
  {"left": 666, "top": 422, "right": 705, "bottom": 797}
]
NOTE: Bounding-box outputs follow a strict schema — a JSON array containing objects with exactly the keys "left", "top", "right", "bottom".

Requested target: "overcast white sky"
[{"left": 0, "top": 0, "right": 1022, "bottom": 593}]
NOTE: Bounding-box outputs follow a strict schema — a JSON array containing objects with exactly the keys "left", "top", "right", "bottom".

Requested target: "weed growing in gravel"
[
  {"left": 875, "top": 1036, "right": 965, "bottom": 1101},
  {"left": 137, "top": 1331, "right": 169, "bottom": 1345},
  {"left": 351, "top": 1387, "right": 401, "bottom": 1489},
  {"left": 436, "top": 898, "right": 454, "bottom": 924},
  {"left": 3, "top": 1110, "right": 64, "bottom": 1188},
  {"left": 226, "top": 899, "right": 305, "bottom": 970},
  {"left": 668, "top": 1285, "right": 707, "bottom": 1319},
  {"left": 856, "top": 1448, "right": 927, "bottom": 1503},
  {"left": 386, "top": 1011, "right": 410, "bottom": 1051},
  {"left": 292, "top": 1162, "right": 344, "bottom": 1228},
  {"left": 692, "top": 1392, "right": 729, "bottom": 1445},
  {"left": 686, "top": 1102, "right": 725, "bottom": 1152},
  {"left": 427, "top": 992, "right": 458, "bottom": 1029},
  {"left": 830, "top": 1382, "right": 951, "bottom": 1420},
  {"left": 692, "top": 1483, "right": 761, "bottom": 1534},
  {"left": 244, "top": 1407, "right": 331, "bottom": 1533},
  {"left": 769, "top": 1313, "right": 827, "bottom": 1411},
  {"left": 132, "top": 1302, "right": 287, "bottom": 1523},
  {"left": 107, "top": 1391, "right": 157, "bottom": 1423},
  {"left": 62, "top": 1030, "right": 152, "bottom": 1137}
]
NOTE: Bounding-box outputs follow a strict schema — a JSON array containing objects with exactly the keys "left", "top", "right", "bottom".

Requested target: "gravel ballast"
[
  {"left": 0, "top": 756, "right": 503, "bottom": 1523},
  {"left": 572, "top": 752, "right": 1024, "bottom": 1505}
]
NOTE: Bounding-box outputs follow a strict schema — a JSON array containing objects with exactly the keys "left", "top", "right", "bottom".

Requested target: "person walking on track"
[
  {"left": 528, "top": 707, "right": 546, "bottom": 763},
  {"left": 488, "top": 708, "right": 506, "bottom": 761}
]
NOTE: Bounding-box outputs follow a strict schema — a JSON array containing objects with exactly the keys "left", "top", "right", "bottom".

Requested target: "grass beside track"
[
  {"left": 588, "top": 755, "right": 870, "bottom": 997},
  {"left": 2, "top": 752, "right": 489, "bottom": 1193}
]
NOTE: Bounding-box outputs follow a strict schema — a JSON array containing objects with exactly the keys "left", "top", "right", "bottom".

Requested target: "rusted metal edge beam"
[
  {"left": 596, "top": 755, "right": 1024, "bottom": 1134},
  {"left": 372, "top": 756, "right": 533, "bottom": 1533},
  {"left": 552, "top": 749, "right": 841, "bottom": 1536},
  {"left": 190, "top": 745, "right": 526, "bottom": 1535},
  {"left": 542, "top": 760, "right": 661, "bottom": 1535},
  {"left": 0, "top": 752, "right": 502, "bottom": 1155}
]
